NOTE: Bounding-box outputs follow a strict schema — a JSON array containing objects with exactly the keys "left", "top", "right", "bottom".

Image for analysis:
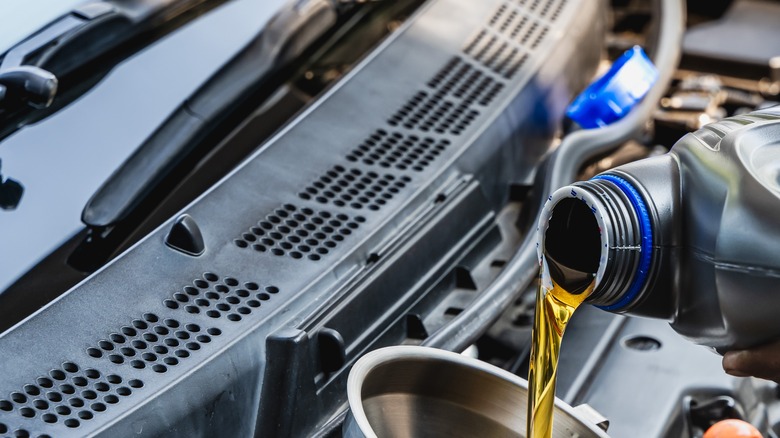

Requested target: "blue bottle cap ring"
[{"left": 566, "top": 46, "right": 659, "bottom": 129}]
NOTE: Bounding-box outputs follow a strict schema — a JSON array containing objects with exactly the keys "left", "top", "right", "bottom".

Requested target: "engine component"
[
  {"left": 0, "top": 0, "right": 605, "bottom": 436},
  {"left": 682, "top": 0, "right": 780, "bottom": 84},
  {"left": 566, "top": 46, "right": 658, "bottom": 129}
]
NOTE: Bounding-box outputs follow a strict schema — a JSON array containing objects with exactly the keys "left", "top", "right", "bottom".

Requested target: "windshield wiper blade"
[
  {"left": 0, "top": 0, "right": 229, "bottom": 141},
  {"left": 81, "top": 0, "right": 341, "bottom": 229}
]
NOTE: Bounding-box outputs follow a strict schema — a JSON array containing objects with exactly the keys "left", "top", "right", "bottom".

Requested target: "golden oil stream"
[{"left": 526, "top": 256, "right": 595, "bottom": 438}]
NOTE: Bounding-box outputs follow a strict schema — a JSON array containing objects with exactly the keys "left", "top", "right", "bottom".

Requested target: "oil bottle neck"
[{"left": 538, "top": 175, "right": 655, "bottom": 310}]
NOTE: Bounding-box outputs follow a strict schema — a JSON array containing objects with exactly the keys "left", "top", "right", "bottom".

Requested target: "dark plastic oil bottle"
[{"left": 537, "top": 108, "right": 780, "bottom": 351}]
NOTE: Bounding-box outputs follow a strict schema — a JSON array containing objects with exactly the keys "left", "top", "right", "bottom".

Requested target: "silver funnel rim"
[{"left": 345, "top": 345, "right": 610, "bottom": 438}]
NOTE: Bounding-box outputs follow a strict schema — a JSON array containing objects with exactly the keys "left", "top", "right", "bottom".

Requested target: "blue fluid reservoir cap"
[{"left": 566, "top": 46, "right": 658, "bottom": 129}]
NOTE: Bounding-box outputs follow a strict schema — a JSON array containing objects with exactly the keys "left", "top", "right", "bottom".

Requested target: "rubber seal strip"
[{"left": 592, "top": 174, "right": 653, "bottom": 311}]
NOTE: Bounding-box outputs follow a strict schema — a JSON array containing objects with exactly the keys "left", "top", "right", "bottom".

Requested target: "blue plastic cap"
[{"left": 566, "top": 46, "right": 658, "bottom": 129}]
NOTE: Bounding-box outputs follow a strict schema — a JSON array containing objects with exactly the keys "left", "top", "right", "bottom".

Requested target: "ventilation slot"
[
  {"left": 512, "top": 0, "right": 566, "bottom": 20},
  {"left": 162, "top": 273, "right": 280, "bottom": 322},
  {"left": 427, "top": 57, "right": 462, "bottom": 88},
  {"left": 498, "top": 9, "right": 519, "bottom": 34},
  {"left": 388, "top": 57, "right": 503, "bottom": 135},
  {"left": 531, "top": 27, "right": 548, "bottom": 49},
  {"left": 550, "top": 0, "right": 567, "bottom": 21},
  {"left": 234, "top": 204, "right": 364, "bottom": 260},
  {"left": 387, "top": 93, "right": 479, "bottom": 135},
  {"left": 0, "top": 363, "right": 141, "bottom": 432},
  {"left": 464, "top": 27, "right": 532, "bottom": 79},
  {"left": 488, "top": 3, "right": 509, "bottom": 26},
  {"left": 509, "top": 17, "right": 528, "bottom": 39},
  {"left": 471, "top": 35, "right": 498, "bottom": 65},
  {"left": 86, "top": 313, "right": 221, "bottom": 374},
  {"left": 463, "top": 30, "right": 487, "bottom": 55},
  {"left": 519, "top": 21, "right": 540, "bottom": 46},
  {"left": 464, "top": 0, "right": 562, "bottom": 77},
  {"left": 299, "top": 165, "right": 411, "bottom": 211},
  {"left": 346, "top": 130, "right": 450, "bottom": 172},
  {"left": 539, "top": 0, "right": 556, "bottom": 18}
]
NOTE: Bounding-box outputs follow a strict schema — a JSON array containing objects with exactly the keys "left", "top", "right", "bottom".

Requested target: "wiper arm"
[
  {"left": 82, "top": 0, "right": 341, "bottom": 229},
  {"left": 0, "top": 66, "right": 58, "bottom": 110},
  {"left": 0, "top": 0, "right": 229, "bottom": 141},
  {"left": 0, "top": 4, "right": 117, "bottom": 72}
]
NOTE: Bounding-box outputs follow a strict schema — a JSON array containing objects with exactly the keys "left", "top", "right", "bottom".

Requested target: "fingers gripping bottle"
[{"left": 537, "top": 108, "right": 780, "bottom": 351}]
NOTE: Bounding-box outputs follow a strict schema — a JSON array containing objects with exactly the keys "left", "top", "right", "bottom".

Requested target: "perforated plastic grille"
[
  {"left": 425, "top": 56, "right": 505, "bottom": 104},
  {"left": 0, "top": 362, "right": 141, "bottom": 433},
  {"left": 463, "top": 0, "right": 565, "bottom": 77},
  {"left": 0, "top": 1, "right": 587, "bottom": 436},
  {"left": 298, "top": 165, "right": 412, "bottom": 211},
  {"left": 463, "top": 31, "right": 530, "bottom": 78},
  {"left": 388, "top": 57, "right": 503, "bottom": 135},
  {"left": 540, "top": 0, "right": 568, "bottom": 20},
  {"left": 161, "top": 273, "right": 280, "bottom": 322},
  {"left": 346, "top": 130, "right": 450, "bottom": 172},
  {"left": 234, "top": 204, "right": 365, "bottom": 260},
  {"left": 85, "top": 312, "right": 222, "bottom": 374}
]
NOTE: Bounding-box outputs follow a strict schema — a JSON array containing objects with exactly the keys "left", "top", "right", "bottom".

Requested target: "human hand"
[{"left": 723, "top": 339, "right": 780, "bottom": 383}]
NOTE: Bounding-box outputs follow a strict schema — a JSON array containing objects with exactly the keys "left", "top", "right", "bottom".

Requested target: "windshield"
[
  {"left": 0, "top": 0, "right": 288, "bottom": 292},
  {"left": 1, "top": 0, "right": 83, "bottom": 55}
]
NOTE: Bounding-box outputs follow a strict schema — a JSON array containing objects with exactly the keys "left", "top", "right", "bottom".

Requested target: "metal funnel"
[{"left": 344, "top": 346, "right": 609, "bottom": 438}]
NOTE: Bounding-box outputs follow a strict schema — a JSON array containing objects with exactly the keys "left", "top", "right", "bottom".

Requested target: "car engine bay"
[{"left": 0, "top": 0, "right": 779, "bottom": 437}]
